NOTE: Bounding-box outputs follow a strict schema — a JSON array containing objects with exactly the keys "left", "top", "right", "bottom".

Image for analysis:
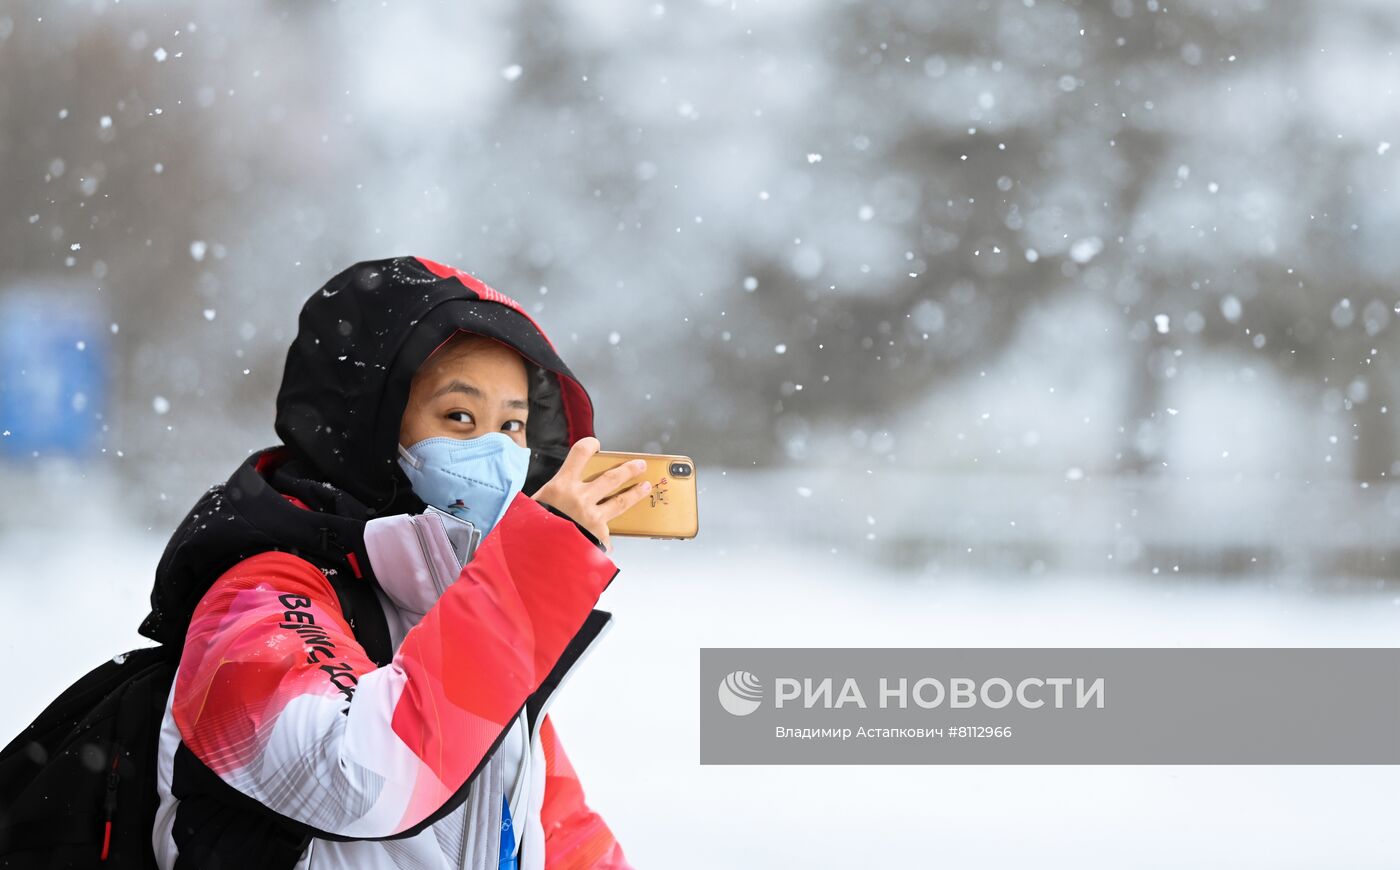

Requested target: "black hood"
[
  {"left": 275, "top": 255, "right": 596, "bottom": 512},
  {"left": 139, "top": 255, "right": 597, "bottom": 652}
]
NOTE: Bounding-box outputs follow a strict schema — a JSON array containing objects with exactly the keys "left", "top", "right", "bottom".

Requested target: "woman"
[{"left": 140, "top": 256, "right": 646, "bottom": 869}]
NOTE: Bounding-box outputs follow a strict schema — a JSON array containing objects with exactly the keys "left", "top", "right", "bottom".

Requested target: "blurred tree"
[
  {"left": 5, "top": 0, "right": 1398, "bottom": 516},
  {"left": 0, "top": 3, "right": 228, "bottom": 482}
]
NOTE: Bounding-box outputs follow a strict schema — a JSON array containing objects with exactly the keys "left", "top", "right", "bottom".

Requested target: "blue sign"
[{"left": 0, "top": 290, "right": 107, "bottom": 458}]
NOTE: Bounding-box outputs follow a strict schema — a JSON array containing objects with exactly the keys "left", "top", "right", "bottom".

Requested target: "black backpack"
[
  {"left": 0, "top": 564, "right": 392, "bottom": 869},
  {"left": 0, "top": 646, "right": 176, "bottom": 868}
]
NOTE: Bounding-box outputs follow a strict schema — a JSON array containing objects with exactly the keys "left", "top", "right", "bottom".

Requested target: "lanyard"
[{"left": 499, "top": 794, "right": 517, "bottom": 870}]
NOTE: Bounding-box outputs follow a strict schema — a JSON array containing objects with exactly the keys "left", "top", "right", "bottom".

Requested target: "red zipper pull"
[{"left": 100, "top": 752, "right": 120, "bottom": 861}]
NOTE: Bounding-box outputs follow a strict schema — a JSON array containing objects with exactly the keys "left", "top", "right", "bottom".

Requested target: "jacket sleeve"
[
  {"left": 539, "top": 714, "right": 634, "bottom": 869},
  {"left": 171, "top": 492, "right": 619, "bottom": 839}
]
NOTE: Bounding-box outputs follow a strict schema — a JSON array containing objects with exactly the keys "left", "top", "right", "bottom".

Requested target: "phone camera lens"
[{"left": 670, "top": 462, "right": 692, "bottom": 477}]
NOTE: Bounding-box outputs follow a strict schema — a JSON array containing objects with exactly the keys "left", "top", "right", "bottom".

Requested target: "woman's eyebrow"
[{"left": 432, "top": 379, "right": 529, "bottom": 410}]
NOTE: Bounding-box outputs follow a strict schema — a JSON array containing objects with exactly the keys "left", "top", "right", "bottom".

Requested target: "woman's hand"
[{"left": 532, "top": 437, "right": 652, "bottom": 554}]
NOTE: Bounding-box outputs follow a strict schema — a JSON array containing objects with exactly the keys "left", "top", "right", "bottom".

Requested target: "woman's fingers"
[
  {"left": 593, "top": 476, "right": 650, "bottom": 553},
  {"left": 557, "top": 436, "right": 601, "bottom": 480},
  {"left": 542, "top": 442, "right": 652, "bottom": 552},
  {"left": 600, "top": 474, "right": 653, "bottom": 521},
  {"left": 589, "top": 457, "right": 649, "bottom": 500}
]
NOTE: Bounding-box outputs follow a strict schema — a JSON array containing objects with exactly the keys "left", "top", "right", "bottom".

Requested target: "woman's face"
[{"left": 398, "top": 333, "right": 530, "bottom": 449}]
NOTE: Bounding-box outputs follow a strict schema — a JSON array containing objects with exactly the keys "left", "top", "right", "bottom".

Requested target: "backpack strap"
[
  {"left": 316, "top": 528, "right": 395, "bottom": 668},
  {"left": 327, "top": 572, "right": 393, "bottom": 668}
]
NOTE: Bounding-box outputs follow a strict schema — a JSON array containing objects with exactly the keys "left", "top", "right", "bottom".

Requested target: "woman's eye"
[
  {"left": 503, "top": 419, "right": 525, "bottom": 433},
  {"left": 447, "top": 411, "right": 473, "bottom": 424}
]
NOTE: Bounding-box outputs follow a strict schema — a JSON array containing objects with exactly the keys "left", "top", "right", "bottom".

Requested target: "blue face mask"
[{"left": 396, "top": 432, "right": 533, "bottom": 539}]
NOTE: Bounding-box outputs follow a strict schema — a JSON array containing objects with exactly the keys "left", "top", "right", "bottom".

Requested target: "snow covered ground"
[{"left": 2, "top": 515, "right": 1397, "bottom": 868}]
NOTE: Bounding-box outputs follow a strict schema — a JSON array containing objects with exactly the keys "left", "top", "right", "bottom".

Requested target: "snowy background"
[{"left": 3, "top": 0, "right": 1400, "bottom": 866}]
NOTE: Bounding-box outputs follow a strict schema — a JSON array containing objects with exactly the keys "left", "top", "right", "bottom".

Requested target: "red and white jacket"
[{"left": 152, "top": 488, "right": 633, "bottom": 869}]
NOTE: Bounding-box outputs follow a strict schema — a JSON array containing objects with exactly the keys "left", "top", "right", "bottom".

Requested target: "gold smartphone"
[{"left": 579, "top": 451, "right": 699, "bottom": 539}]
